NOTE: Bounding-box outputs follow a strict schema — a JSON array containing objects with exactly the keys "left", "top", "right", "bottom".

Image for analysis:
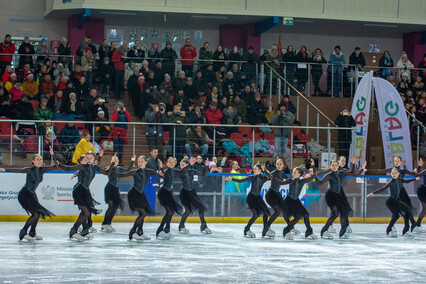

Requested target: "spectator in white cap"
[{"left": 22, "top": 72, "right": 39, "bottom": 100}]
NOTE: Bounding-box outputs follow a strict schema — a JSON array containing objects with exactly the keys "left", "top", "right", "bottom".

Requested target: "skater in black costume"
[
  {"left": 276, "top": 159, "right": 317, "bottom": 239},
  {"left": 177, "top": 157, "right": 211, "bottom": 234},
  {"left": 367, "top": 168, "right": 417, "bottom": 238},
  {"left": 225, "top": 163, "right": 272, "bottom": 238},
  {"left": 0, "top": 147, "right": 57, "bottom": 241},
  {"left": 369, "top": 156, "right": 420, "bottom": 233},
  {"left": 59, "top": 151, "right": 112, "bottom": 241},
  {"left": 111, "top": 155, "right": 163, "bottom": 240},
  {"left": 316, "top": 160, "right": 366, "bottom": 239},
  {"left": 413, "top": 158, "right": 426, "bottom": 230},
  {"left": 100, "top": 153, "right": 133, "bottom": 233},
  {"left": 264, "top": 158, "right": 291, "bottom": 238},
  {"left": 154, "top": 157, "right": 183, "bottom": 239}
]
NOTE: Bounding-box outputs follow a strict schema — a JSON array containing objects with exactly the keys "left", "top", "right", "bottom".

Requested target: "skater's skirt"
[
  {"left": 325, "top": 190, "right": 353, "bottom": 217},
  {"left": 399, "top": 187, "right": 413, "bottom": 209},
  {"left": 283, "top": 197, "right": 308, "bottom": 218},
  {"left": 179, "top": 188, "right": 208, "bottom": 213},
  {"left": 18, "top": 187, "right": 55, "bottom": 219},
  {"left": 246, "top": 192, "right": 270, "bottom": 217},
  {"left": 158, "top": 187, "right": 182, "bottom": 215},
  {"left": 128, "top": 187, "right": 154, "bottom": 214},
  {"left": 417, "top": 185, "right": 426, "bottom": 203},
  {"left": 265, "top": 189, "right": 285, "bottom": 210},
  {"left": 104, "top": 183, "right": 124, "bottom": 210},
  {"left": 386, "top": 196, "right": 412, "bottom": 217},
  {"left": 72, "top": 184, "right": 102, "bottom": 215}
]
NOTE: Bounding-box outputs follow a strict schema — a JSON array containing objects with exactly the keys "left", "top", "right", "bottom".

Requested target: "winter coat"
[
  {"left": 328, "top": 52, "right": 346, "bottom": 74},
  {"left": 397, "top": 58, "right": 414, "bottom": 80},
  {"left": 295, "top": 50, "right": 310, "bottom": 82},
  {"left": 241, "top": 51, "right": 258, "bottom": 77},
  {"left": 81, "top": 51, "right": 95, "bottom": 72},
  {"left": 0, "top": 42, "right": 15, "bottom": 63},
  {"left": 15, "top": 101, "right": 34, "bottom": 120},
  {"left": 205, "top": 107, "right": 223, "bottom": 125},
  {"left": 160, "top": 47, "right": 177, "bottom": 72},
  {"left": 180, "top": 45, "right": 197, "bottom": 65},
  {"left": 34, "top": 107, "right": 52, "bottom": 121},
  {"left": 58, "top": 43, "right": 71, "bottom": 64},
  {"left": 248, "top": 100, "right": 267, "bottom": 125},
  {"left": 168, "top": 113, "right": 188, "bottom": 140},
  {"left": 60, "top": 125, "right": 80, "bottom": 145},
  {"left": 222, "top": 107, "right": 239, "bottom": 125},
  {"left": 22, "top": 80, "right": 39, "bottom": 96},
  {"left": 348, "top": 52, "right": 366, "bottom": 70},
  {"left": 264, "top": 53, "right": 283, "bottom": 79},
  {"left": 278, "top": 100, "right": 297, "bottom": 114},
  {"left": 270, "top": 111, "right": 294, "bottom": 138},
  {"left": 18, "top": 42, "right": 35, "bottom": 68},
  {"left": 99, "top": 64, "right": 113, "bottom": 85},
  {"left": 145, "top": 107, "right": 168, "bottom": 137},
  {"left": 188, "top": 110, "right": 205, "bottom": 124},
  {"left": 199, "top": 47, "right": 212, "bottom": 68},
  {"left": 335, "top": 114, "right": 356, "bottom": 142},
  {"left": 230, "top": 100, "right": 247, "bottom": 118},
  {"left": 111, "top": 50, "right": 125, "bottom": 71},
  {"left": 186, "top": 129, "right": 207, "bottom": 146},
  {"left": 311, "top": 55, "right": 327, "bottom": 74}
]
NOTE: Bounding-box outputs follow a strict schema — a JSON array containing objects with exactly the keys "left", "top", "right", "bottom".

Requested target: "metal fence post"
[
  {"left": 9, "top": 122, "right": 12, "bottom": 165},
  {"left": 278, "top": 78, "right": 281, "bottom": 98},
  {"left": 213, "top": 126, "right": 216, "bottom": 156},
  {"left": 307, "top": 62, "right": 311, "bottom": 96},
  {"left": 290, "top": 128, "right": 294, "bottom": 168},
  {"left": 252, "top": 127, "right": 255, "bottom": 166},
  {"left": 417, "top": 125, "right": 420, "bottom": 161},
  {"left": 259, "top": 63, "right": 264, "bottom": 92},
  {"left": 327, "top": 123, "right": 331, "bottom": 164},
  {"left": 133, "top": 124, "right": 136, "bottom": 157},
  {"left": 269, "top": 68, "right": 273, "bottom": 100},
  {"left": 331, "top": 65, "right": 334, "bottom": 97},
  {"left": 306, "top": 104, "right": 309, "bottom": 135},
  {"left": 92, "top": 124, "right": 95, "bottom": 152},
  {"left": 221, "top": 177, "right": 225, "bottom": 217},
  {"left": 173, "top": 125, "right": 176, "bottom": 157},
  {"left": 316, "top": 113, "right": 320, "bottom": 143},
  {"left": 296, "top": 95, "right": 300, "bottom": 121}
]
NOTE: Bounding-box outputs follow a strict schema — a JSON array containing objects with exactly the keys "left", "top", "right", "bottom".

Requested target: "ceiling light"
[{"left": 9, "top": 15, "right": 44, "bottom": 22}]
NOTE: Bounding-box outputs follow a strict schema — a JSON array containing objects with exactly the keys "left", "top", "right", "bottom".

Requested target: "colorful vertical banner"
[
  {"left": 349, "top": 71, "right": 373, "bottom": 169},
  {"left": 372, "top": 77, "right": 413, "bottom": 170}
]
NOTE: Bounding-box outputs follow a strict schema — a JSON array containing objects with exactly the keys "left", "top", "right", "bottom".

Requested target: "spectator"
[
  {"left": 34, "top": 98, "right": 52, "bottom": 121},
  {"left": 295, "top": 45, "right": 310, "bottom": 93},
  {"left": 40, "top": 74, "right": 54, "bottom": 100},
  {"left": 155, "top": 87, "right": 170, "bottom": 108},
  {"left": 111, "top": 42, "right": 128, "bottom": 99},
  {"left": 378, "top": 50, "right": 394, "bottom": 79},
  {"left": 221, "top": 71, "right": 237, "bottom": 98},
  {"left": 217, "top": 96, "right": 228, "bottom": 111},
  {"left": 278, "top": 94, "right": 297, "bottom": 115},
  {"left": 70, "top": 64, "right": 83, "bottom": 86},
  {"left": 42, "top": 131, "right": 60, "bottom": 160},
  {"left": 58, "top": 37, "right": 71, "bottom": 65},
  {"left": 94, "top": 107, "right": 111, "bottom": 143},
  {"left": 265, "top": 101, "right": 275, "bottom": 123},
  {"left": 63, "top": 92, "right": 83, "bottom": 117},
  {"left": 145, "top": 71, "right": 156, "bottom": 87},
  {"left": 160, "top": 41, "right": 177, "bottom": 77},
  {"left": 0, "top": 87, "right": 12, "bottom": 117},
  {"left": 110, "top": 102, "right": 130, "bottom": 161},
  {"left": 60, "top": 122, "right": 80, "bottom": 164},
  {"left": 230, "top": 94, "right": 247, "bottom": 122},
  {"left": 145, "top": 100, "right": 168, "bottom": 152},
  {"left": 206, "top": 85, "right": 222, "bottom": 107},
  {"left": 17, "top": 63, "right": 32, "bottom": 82},
  {"left": 154, "top": 60, "right": 165, "bottom": 86},
  {"left": 194, "top": 70, "right": 208, "bottom": 98},
  {"left": 5, "top": 72, "right": 17, "bottom": 92},
  {"left": 53, "top": 63, "right": 70, "bottom": 89},
  {"left": 212, "top": 45, "right": 227, "bottom": 72},
  {"left": 203, "top": 64, "right": 216, "bottom": 87},
  {"left": 146, "top": 147, "right": 162, "bottom": 171},
  {"left": 205, "top": 101, "right": 224, "bottom": 137},
  {"left": 168, "top": 104, "right": 188, "bottom": 161},
  {"left": 199, "top": 42, "right": 212, "bottom": 71},
  {"left": 76, "top": 37, "right": 89, "bottom": 57},
  {"left": 230, "top": 63, "right": 241, "bottom": 82},
  {"left": 62, "top": 80, "right": 75, "bottom": 102},
  {"left": 240, "top": 85, "right": 254, "bottom": 106},
  {"left": 347, "top": 47, "right": 366, "bottom": 83},
  {"left": 241, "top": 46, "right": 258, "bottom": 80},
  {"left": 74, "top": 76, "right": 89, "bottom": 101},
  {"left": 15, "top": 94, "right": 35, "bottom": 134},
  {"left": 222, "top": 105, "right": 239, "bottom": 135},
  {"left": 185, "top": 126, "right": 209, "bottom": 159},
  {"left": 124, "top": 61, "right": 136, "bottom": 90},
  {"left": 160, "top": 73, "right": 173, "bottom": 95},
  {"left": 270, "top": 104, "right": 294, "bottom": 158},
  {"left": 2, "top": 65, "right": 12, "bottom": 84},
  {"left": 22, "top": 73, "right": 39, "bottom": 100},
  {"left": 283, "top": 45, "right": 297, "bottom": 86},
  {"left": 310, "top": 48, "right": 327, "bottom": 96},
  {"left": 180, "top": 38, "right": 197, "bottom": 77},
  {"left": 84, "top": 89, "right": 103, "bottom": 121},
  {"left": 328, "top": 45, "right": 346, "bottom": 96},
  {"left": 127, "top": 40, "right": 145, "bottom": 62},
  {"left": 228, "top": 45, "right": 242, "bottom": 71},
  {"left": 127, "top": 71, "right": 143, "bottom": 116},
  {"left": 396, "top": 52, "right": 414, "bottom": 82},
  {"left": 35, "top": 38, "right": 51, "bottom": 67},
  {"left": 72, "top": 133, "right": 95, "bottom": 164},
  {"left": 140, "top": 59, "right": 150, "bottom": 76},
  {"left": 9, "top": 82, "right": 24, "bottom": 104},
  {"left": 99, "top": 57, "right": 113, "bottom": 102},
  {"left": 38, "top": 120, "right": 58, "bottom": 137},
  {"left": 183, "top": 77, "right": 197, "bottom": 104},
  {"left": 98, "top": 39, "right": 111, "bottom": 65},
  {"left": 188, "top": 104, "right": 206, "bottom": 124},
  {"left": 335, "top": 105, "right": 356, "bottom": 160},
  {"left": 49, "top": 90, "right": 64, "bottom": 117},
  {"left": 248, "top": 92, "right": 267, "bottom": 125},
  {"left": 108, "top": 41, "right": 117, "bottom": 61},
  {"left": 173, "top": 71, "right": 186, "bottom": 92},
  {"left": 147, "top": 42, "right": 160, "bottom": 69},
  {"left": 36, "top": 64, "right": 48, "bottom": 84},
  {"left": 18, "top": 37, "right": 35, "bottom": 69},
  {"left": 417, "top": 54, "right": 426, "bottom": 81},
  {"left": 264, "top": 45, "right": 283, "bottom": 91},
  {"left": 141, "top": 86, "right": 154, "bottom": 116},
  {"left": 215, "top": 65, "right": 226, "bottom": 84},
  {"left": 0, "top": 34, "right": 15, "bottom": 72},
  {"left": 81, "top": 46, "right": 95, "bottom": 88},
  {"left": 86, "top": 36, "right": 97, "bottom": 56},
  {"left": 173, "top": 88, "right": 190, "bottom": 111}
]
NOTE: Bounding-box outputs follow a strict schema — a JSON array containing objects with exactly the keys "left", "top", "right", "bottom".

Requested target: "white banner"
[
  {"left": 349, "top": 71, "right": 373, "bottom": 170},
  {"left": 372, "top": 77, "right": 413, "bottom": 170},
  {"left": 0, "top": 173, "right": 108, "bottom": 215}
]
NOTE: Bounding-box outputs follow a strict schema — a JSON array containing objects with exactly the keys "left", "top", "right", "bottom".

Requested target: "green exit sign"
[{"left": 283, "top": 17, "right": 293, "bottom": 26}]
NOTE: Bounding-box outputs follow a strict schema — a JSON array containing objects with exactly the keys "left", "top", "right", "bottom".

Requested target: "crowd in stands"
[{"left": 0, "top": 32, "right": 425, "bottom": 164}]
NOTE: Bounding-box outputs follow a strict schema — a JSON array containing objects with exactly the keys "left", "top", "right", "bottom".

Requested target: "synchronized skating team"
[{"left": 1, "top": 147, "right": 426, "bottom": 242}]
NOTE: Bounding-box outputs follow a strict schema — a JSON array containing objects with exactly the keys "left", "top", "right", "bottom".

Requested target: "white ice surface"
[{"left": 1, "top": 222, "right": 426, "bottom": 283}]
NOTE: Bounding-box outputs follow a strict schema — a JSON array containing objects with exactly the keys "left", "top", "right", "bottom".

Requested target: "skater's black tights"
[
  {"left": 268, "top": 206, "right": 291, "bottom": 227},
  {"left": 102, "top": 201, "right": 118, "bottom": 225},
  {"left": 158, "top": 206, "right": 174, "bottom": 233},
  {"left": 417, "top": 201, "right": 426, "bottom": 226},
  {"left": 22, "top": 210, "right": 40, "bottom": 234},
  {"left": 133, "top": 208, "right": 146, "bottom": 234},
  {"left": 323, "top": 207, "right": 339, "bottom": 231},
  {"left": 179, "top": 206, "right": 206, "bottom": 227},
  {"left": 246, "top": 209, "right": 268, "bottom": 230},
  {"left": 73, "top": 206, "right": 90, "bottom": 230}
]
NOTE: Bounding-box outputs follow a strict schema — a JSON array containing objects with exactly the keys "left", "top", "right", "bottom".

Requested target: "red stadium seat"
[
  {"left": 29, "top": 100, "right": 39, "bottom": 112},
  {"left": 53, "top": 119, "right": 66, "bottom": 134},
  {"left": 0, "top": 117, "right": 11, "bottom": 131},
  {"left": 73, "top": 119, "right": 85, "bottom": 130},
  {"left": 23, "top": 136, "right": 39, "bottom": 152},
  {"left": 163, "top": 131, "right": 169, "bottom": 144},
  {"left": 238, "top": 123, "right": 251, "bottom": 136},
  {"left": 230, "top": 132, "right": 244, "bottom": 147},
  {"left": 264, "top": 133, "right": 275, "bottom": 145}
]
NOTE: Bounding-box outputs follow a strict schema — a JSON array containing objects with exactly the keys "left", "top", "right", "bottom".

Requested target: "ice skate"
[
  {"left": 80, "top": 228, "right": 93, "bottom": 240},
  {"left": 387, "top": 230, "right": 397, "bottom": 238},
  {"left": 141, "top": 234, "right": 151, "bottom": 240},
  {"left": 19, "top": 229, "right": 27, "bottom": 241},
  {"left": 411, "top": 224, "right": 423, "bottom": 234},
  {"left": 33, "top": 234, "right": 43, "bottom": 240},
  {"left": 179, "top": 226, "right": 190, "bottom": 234},
  {"left": 403, "top": 231, "right": 414, "bottom": 239},
  {"left": 22, "top": 234, "right": 35, "bottom": 242},
  {"left": 347, "top": 226, "right": 352, "bottom": 234},
  {"left": 201, "top": 222, "right": 212, "bottom": 234},
  {"left": 321, "top": 230, "right": 333, "bottom": 239},
  {"left": 156, "top": 231, "right": 170, "bottom": 240},
  {"left": 244, "top": 229, "right": 256, "bottom": 238},
  {"left": 284, "top": 232, "right": 294, "bottom": 240},
  {"left": 108, "top": 225, "right": 116, "bottom": 232},
  {"left": 166, "top": 232, "right": 174, "bottom": 239},
  {"left": 291, "top": 228, "right": 300, "bottom": 235},
  {"left": 101, "top": 225, "right": 111, "bottom": 232},
  {"left": 89, "top": 227, "right": 97, "bottom": 233},
  {"left": 339, "top": 232, "right": 350, "bottom": 239},
  {"left": 69, "top": 228, "right": 85, "bottom": 242},
  {"left": 305, "top": 228, "right": 317, "bottom": 239},
  {"left": 328, "top": 224, "right": 336, "bottom": 233},
  {"left": 131, "top": 233, "right": 144, "bottom": 241},
  {"left": 265, "top": 229, "right": 275, "bottom": 238}
]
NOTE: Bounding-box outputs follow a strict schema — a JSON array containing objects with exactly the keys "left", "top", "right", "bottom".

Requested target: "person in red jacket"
[
  {"left": 180, "top": 38, "right": 197, "bottom": 78},
  {"left": 0, "top": 34, "right": 15, "bottom": 73},
  {"left": 205, "top": 101, "right": 226, "bottom": 139},
  {"left": 111, "top": 41, "right": 128, "bottom": 99}
]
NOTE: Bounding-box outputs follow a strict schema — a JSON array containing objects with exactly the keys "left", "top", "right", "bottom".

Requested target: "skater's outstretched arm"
[
  {"left": 275, "top": 177, "right": 293, "bottom": 185},
  {"left": 147, "top": 169, "right": 164, "bottom": 178},
  {"left": 0, "top": 167, "right": 31, "bottom": 173},
  {"left": 343, "top": 161, "right": 367, "bottom": 177},
  {"left": 402, "top": 178, "right": 417, "bottom": 184},
  {"left": 43, "top": 147, "right": 59, "bottom": 172},
  {"left": 95, "top": 150, "right": 104, "bottom": 165},
  {"left": 367, "top": 168, "right": 393, "bottom": 175},
  {"left": 225, "top": 175, "right": 253, "bottom": 183},
  {"left": 192, "top": 159, "right": 210, "bottom": 177},
  {"left": 316, "top": 172, "right": 332, "bottom": 185},
  {"left": 301, "top": 161, "right": 317, "bottom": 184},
  {"left": 367, "top": 181, "right": 392, "bottom": 197},
  {"left": 57, "top": 163, "right": 84, "bottom": 171},
  {"left": 111, "top": 169, "right": 136, "bottom": 177}
]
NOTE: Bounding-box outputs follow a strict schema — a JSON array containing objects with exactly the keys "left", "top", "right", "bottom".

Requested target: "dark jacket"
[
  {"left": 62, "top": 98, "right": 83, "bottom": 115},
  {"left": 241, "top": 51, "right": 258, "bottom": 77},
  {"left": 270, "top": 111, "right": 295, "bottom": 138},
  {"left": 335, "top": 114, "right": 356, "bottom": 142},
  {"left": 188, "top": 109, "right": 205, "bottom": 124},
  {"left": 349, "top": 52, "right": 366, "bottom": 70},
  {"left": 60, "top": 125, "right": 80, "bottom": 144},
  {"left": 212, "top": 49, "right": 227, "bottom": 71},
  {"left": 160, "top": 47, "right": 177, "bottom": 74},
  {"left": 186, "top": 128, "right": 207, "bottom": 146},
  {"left": 168, "top": 113, "right": 188, "bottom": 140},
  {"left": 15, "top": 101, "right": 34, "bottom": 120},
  {"left": 18, "top": 42, "right": 35, "bottom": 68},
  {"left": 173, "top": 94, "right": 190, "bottom": 111},
  {"left": 199, "top": 47, "right": 212, "bottom": 68},
  {"left": 311, "top": 55, "right": 327, "bottom": 74},
  {"left": 278, "top": 100, "right": 297, "bottom": 114},
  {"left": 0, "top": 93, "right": 12, "bottom": 117},
  {"left": 248, "top": 100, "right": 267, "bottom": 125},
  {"left": 145, "top": 107, "right": 168, "bottom": 137},
  {"left": 98, "top": 64, "right": 113, "bottom": 85}
]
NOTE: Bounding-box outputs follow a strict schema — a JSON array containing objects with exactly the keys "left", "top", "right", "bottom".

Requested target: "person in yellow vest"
[{"left": 72, "top": 133, "right": 96, "bottom": 164}]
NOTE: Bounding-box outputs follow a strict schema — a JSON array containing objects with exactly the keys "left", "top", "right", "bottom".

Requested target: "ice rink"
[{"left": 1, "top": 222, "right": 426, "bottom": 283}]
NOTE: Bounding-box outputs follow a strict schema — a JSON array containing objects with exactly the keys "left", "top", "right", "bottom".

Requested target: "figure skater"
[
  {"left": 225, "top": 164, "right": 271, "bottom": 238},
  {"left": 413, "top": 159, "right": 426, "bottom": 231},
  {"left": 178, "top": 157, "right": 211, "bottom": 234},
  {"left": 316, "top": 160, "right": 367, "bottom": 239},
  {"left": 111, "top": 155, "right": 163, "bottom": 241},
  {"left": 367, "top": 168, "right": 417, "bottom": 238},
  {"left": 0, "top": 147, "right": 57, "bottom": 241}
]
